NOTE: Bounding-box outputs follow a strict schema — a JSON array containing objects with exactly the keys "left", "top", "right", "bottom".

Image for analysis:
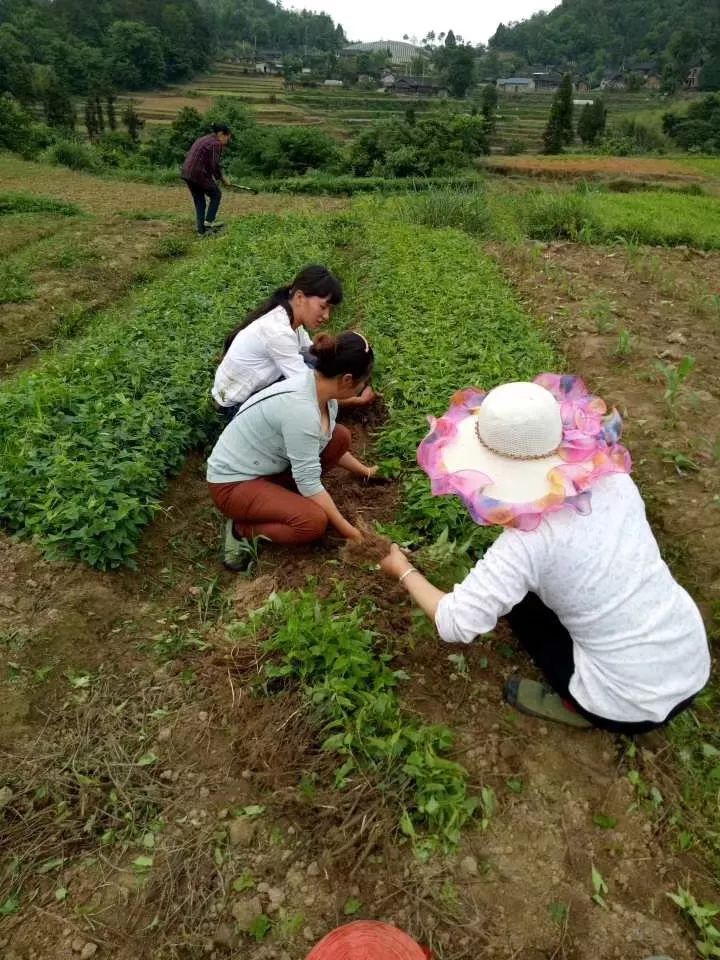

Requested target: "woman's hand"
[
  {"left": 380, "top": 543, "right": 412, "bottom": 579},
  {"left": 363, "top": 465, "right": 379, "bottom": 479},
  {"left": 346, "top": 526, "right": 364, "bottom": 543}
]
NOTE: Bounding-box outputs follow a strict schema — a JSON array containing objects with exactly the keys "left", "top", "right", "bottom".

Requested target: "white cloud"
[{"left": 293, "top": 0, "right": 560, "bottom": 47}]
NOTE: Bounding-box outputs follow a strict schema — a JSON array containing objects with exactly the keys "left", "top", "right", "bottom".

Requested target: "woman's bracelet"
[{"left": 398, "top": 566, "right": 419, "bottom": 585}]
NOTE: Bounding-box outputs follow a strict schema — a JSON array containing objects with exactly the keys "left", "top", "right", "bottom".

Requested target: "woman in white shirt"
[
  {"left": 379, "top": 375, "right": 709, "bottom": 734},
  {"left": 212, "top": 264, "right": 373, "bottom": 419}
]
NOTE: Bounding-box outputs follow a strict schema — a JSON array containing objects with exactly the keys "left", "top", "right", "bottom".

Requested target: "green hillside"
[{"left": 489, "top": 0, "right": 720, "bottom": 91}]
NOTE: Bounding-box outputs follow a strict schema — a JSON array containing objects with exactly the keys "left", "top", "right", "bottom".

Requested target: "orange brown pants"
[{"left": 208, "top": 424, "right": 351, "bottom": 545}]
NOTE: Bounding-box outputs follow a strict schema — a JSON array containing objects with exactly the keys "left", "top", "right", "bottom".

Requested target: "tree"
[
  {"left": 107, "top": 20, "right": 166, "bottom": 89},
  {"left": 84, "top": 97, "right": 99, "bottom": 140},
  {"left": 577, "top": 98, "right": 606, "bottom": 145},
  {"left": 121, "top": 99, "right": 144, "bottom": 142},
  {"left": 543, "top": 74, "right": 574, "bottom": 153},
  {"left": 445, "top": 29, "right": 457, "bottom": 48},
  {"left": 35, "top": 65, "right": 75, "bottom": 130},
  {"left": 445, "top": 44, "right": 476, "bottom": 98},
  {"left": 481, "top": 83, "right": 499, "bottom": 131},
  {"left": 106, "top": 93, "right": 117, "bottom": 130},
  {"left": 94, "top": 94, "right": 105, "bottom": 132},
  {"left": 663, "top": 93, "right": 720, "bottom": 150}
]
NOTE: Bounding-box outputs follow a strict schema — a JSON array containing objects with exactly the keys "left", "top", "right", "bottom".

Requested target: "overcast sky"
[{"left": 294, "top": 0, "right": 562, "bottom": 47}]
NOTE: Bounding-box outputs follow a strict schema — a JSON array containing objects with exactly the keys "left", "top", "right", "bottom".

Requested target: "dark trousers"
[
  {"left": 183, "top": 179, "right": 221, "bottom": 234},
  {"left": 506, "top": 593, "right": 698, "bottom": 734}
]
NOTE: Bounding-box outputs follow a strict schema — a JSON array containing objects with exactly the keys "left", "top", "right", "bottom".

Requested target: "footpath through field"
[{"left": 0, "top": 156, "right": 347, "bottom": 218}]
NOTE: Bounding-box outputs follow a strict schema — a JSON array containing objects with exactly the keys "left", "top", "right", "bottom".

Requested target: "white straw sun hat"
[
  {"left": 417, "top": 374, "right": 632, "bottom": 530},
  {"left": 442, "top": 381, "right": 565, "bottom": 503}
]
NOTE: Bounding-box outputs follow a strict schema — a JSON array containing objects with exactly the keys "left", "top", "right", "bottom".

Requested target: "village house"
[
  {"left": 497, "top": 76, "right": 535, "bottom": 93},
  {"left": 382, "top": 73, "right": 446, "bottom": 96},
  {"left": 600, "top": 70, "right": 626, "bottom": 91},
  {"left": 532, "top": 71, "right": 562, "bottom": 91},
  {"left": 687, "top": 65, "right": 703, "bottom": 89}
]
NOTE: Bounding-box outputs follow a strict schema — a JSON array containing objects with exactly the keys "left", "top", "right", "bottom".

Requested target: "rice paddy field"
[{"left": 1, "top": 117, "right": 720, "bottom": 960}]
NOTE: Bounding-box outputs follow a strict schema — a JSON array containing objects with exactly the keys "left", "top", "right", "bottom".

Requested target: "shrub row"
[
  {"left": 0, "top": 215, "right": 337, "bottom": 568},
  {"left": 238, "top": 172, "right": 484, "bottom": 195}
]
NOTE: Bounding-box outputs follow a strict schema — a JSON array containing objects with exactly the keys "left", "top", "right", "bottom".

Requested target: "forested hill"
[
  {"left": 488, "top": 0, "right": 720, "bottom": 90},
  {"left": 0, "top": 0, "right": 345, "bottom": 99},
  {"left": 199, "top": 0, "right": 345, "bottom": 56}
]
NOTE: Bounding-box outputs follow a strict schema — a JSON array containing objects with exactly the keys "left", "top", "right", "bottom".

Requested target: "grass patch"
[
  {"left": 516, "top": 187, "right": 720, "bottom": 248},
  {"left": 379, "top": 187, "right": 490, "bottom": 236},
  {"left": 0, "top": 262, "right": 35, "bottom": 304},
  {"left": 0, "top": 192, "right": 80, "bottom": 217}
]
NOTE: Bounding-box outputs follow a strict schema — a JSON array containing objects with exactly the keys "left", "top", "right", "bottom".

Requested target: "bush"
[
  {"left": 93, "top": 131, "right": 139, "bottom": 168},
  {"left": 522, "top": 191, "right": 595, "bottom": 241},
  {"left": 350, "top": 113, "right": 489, "bottom": 177},
  {"left": 663, "top": 94, "right": 720, "bottom": 153},
  {"left": 40, "top": 139, "right": 100, "bottom": 172},
  {"left": 259, "top": 126, "right": 341, "bottom": 176},
  {"left": 385, "top": 187, "right": 490, "bottom": 236},
  {"left": 505, "top": 139, "right": 527, "bottom": 156}
]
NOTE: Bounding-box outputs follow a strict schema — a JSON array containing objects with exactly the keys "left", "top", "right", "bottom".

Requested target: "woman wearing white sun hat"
[{"left": 379, "top": 374, "right": 710, "bottom": 732}]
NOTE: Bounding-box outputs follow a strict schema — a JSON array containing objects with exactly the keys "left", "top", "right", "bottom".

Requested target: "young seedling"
[
  {"left": 654, "top": 355, "right": 695, "bottom": 422},
  {"left": 591, "top": 864, "right": 609, "bottom": 909}
]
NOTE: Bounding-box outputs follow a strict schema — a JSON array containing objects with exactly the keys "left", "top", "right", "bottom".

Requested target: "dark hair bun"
[
  {"left": 308, "top": 330, "right": 373, "bottom": 380},
  {"left": 310, "top": 333, "right": 337, "bottom": 358}
]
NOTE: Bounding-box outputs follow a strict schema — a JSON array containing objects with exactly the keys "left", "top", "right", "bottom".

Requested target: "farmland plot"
[{"left": 0, "top": 184, "right": 716, "bottom": 960}]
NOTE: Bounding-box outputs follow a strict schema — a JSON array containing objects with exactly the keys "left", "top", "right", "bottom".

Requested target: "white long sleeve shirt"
[
  {"left": 212, "top": 306, "right": 312, "bottom": 408},
  {"left": 435, "top": 473, "right": 710, "bottom": 723}
]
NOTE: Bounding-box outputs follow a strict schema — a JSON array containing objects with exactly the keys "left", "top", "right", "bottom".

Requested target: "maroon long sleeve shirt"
[{"left": 181, "top": 134, "right": 225, "bottom": 190}]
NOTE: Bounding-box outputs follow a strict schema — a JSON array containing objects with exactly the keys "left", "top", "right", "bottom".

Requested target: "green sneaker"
[
  {"left": 504, "top": 676, "right": 593, "bottom": 729},
  {"left": 222, "top": 519, "right": 259, "bottom": 572}
]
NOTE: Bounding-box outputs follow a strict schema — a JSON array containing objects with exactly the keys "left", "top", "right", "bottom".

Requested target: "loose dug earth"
[
  {"left": 0, "top": 157, "right": 348, "bottom": 219},
  {"left": 488, "top": 239, "right": 720, "bottom": 613},
  {"left": 0, "top": 398, "right": 711, "bottom": 960}
]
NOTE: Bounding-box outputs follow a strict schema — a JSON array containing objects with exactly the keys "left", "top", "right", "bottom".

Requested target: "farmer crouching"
[
  {"left": 378, "top": 375, "right": 710, "bottom": 733},
  {"left": 207, "top": 331, "right": 377, "bottom": 571}
]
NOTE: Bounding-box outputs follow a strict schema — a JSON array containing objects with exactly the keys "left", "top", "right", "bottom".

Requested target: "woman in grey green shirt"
[{"left": 207, "top": 331, "right": 377, "bottom": 569}]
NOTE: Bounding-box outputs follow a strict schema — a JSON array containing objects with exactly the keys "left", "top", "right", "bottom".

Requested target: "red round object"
[{"left": 304, "top": 921, "right": 431, "bottom": 960}]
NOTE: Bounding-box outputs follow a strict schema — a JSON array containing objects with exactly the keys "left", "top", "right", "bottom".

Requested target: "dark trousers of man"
[
  {"left": 183, "top": 178, "right": 221, "bottom": 234},
  {"left": 505, "top": 593, "right": 698, "bottom": 734}
]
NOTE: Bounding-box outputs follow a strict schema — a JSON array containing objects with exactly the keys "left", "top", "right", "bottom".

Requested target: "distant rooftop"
[{"left": 343, "top": 40, "right": 428, "bottom": 63}]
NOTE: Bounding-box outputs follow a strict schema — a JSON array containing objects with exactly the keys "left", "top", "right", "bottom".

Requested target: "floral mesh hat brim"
[{"left": 417, "top": 373, "right": 632, "bottom": 531}]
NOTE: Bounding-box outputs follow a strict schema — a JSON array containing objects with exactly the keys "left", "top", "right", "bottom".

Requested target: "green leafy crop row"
[
  {"left": 0, "top": 215, "right": 337, "bottom": 568},
  {"left": 341, "top": 215, "right": 557, "bottom": 544},
  {"left": 234, "top": 587, "right": 478, "bottom": 857}
]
